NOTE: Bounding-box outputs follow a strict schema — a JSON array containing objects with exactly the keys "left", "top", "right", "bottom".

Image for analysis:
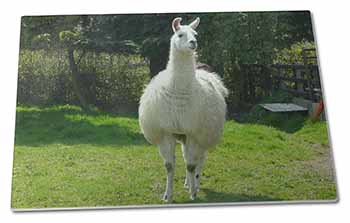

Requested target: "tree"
[
  {"left": 139, "top": 14, "right": 195, "bottom": 77},
  {"left": 21, "top": 15, "right": 139, "bottom": 111},
  {"left": 19, "top": 12, "right": 316, "bottom": 112}
]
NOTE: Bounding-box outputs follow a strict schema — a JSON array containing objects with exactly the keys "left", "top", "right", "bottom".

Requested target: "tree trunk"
[
  {"left": 67, "top": 49, "right": 91, "bottom": 112},
  {"left": 149, "top": 44, "right": 169, "bottom": 78},
  {"left": 149, "top": 54, "right": 168, "bottom": 78}
]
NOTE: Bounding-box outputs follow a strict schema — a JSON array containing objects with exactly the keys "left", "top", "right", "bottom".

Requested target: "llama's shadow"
[
  {"left": 15, "top": 106, "right": 148, "bottom": 147},
  {"left": 180, "top": 188, "right": 280, "bottom": 204}
]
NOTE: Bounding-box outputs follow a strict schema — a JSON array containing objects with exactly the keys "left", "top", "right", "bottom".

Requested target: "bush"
[
  {"left": 17, "top": 49, "right": 150, "bottom": 114},
  {"left": 274, "top": 40, "right": 316, "bottom": 64}
]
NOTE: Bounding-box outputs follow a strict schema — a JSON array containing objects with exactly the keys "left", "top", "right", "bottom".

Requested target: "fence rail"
[{"left": 271, "top": 63, "right": 322, "bottom": 101}]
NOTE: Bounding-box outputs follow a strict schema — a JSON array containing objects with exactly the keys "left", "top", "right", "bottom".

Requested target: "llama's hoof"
[
  {"left": 190, "top": 192, "right": 197, "bottom": 200},
  {"left": 162, "top": 193, "right": 172, "bottom": 203}
]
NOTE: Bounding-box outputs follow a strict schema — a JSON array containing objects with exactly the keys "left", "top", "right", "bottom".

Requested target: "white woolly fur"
[{"left": 138, "top": 17, "right": 228, "bottom": 202}]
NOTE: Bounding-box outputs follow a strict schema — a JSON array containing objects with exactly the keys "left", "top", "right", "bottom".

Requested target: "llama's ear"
[
  {"left": 172, "top": 17, "right": 182, "bottom": 32},
  {"left": 189, "top": 17, "right": 200, "bottom": 30}
]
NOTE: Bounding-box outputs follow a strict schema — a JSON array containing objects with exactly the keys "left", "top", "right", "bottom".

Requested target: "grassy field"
[{"left": 11, "top": 105, "right": 337, "bottom": 209}]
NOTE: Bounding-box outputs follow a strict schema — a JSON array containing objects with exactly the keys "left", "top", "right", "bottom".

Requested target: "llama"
[{"left": 139, "top": 17, "right": 228, "bottom": 202}]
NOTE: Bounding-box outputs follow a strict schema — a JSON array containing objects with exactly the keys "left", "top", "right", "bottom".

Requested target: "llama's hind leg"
[{"left": 158, "top": 135, "right": 176, "bottom": 203}]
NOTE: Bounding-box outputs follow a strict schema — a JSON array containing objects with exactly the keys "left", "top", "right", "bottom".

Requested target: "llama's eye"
[{"left": 178, "top": 34, "right": 183, "bottom": 38}]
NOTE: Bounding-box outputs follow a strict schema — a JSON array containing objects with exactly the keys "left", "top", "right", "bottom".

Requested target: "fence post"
[
  {"left": 295, "top": 69, "right": 304, "bottom": 93},
  {"left": 277, "top": 65, "right": 286, "bottom": 90}
]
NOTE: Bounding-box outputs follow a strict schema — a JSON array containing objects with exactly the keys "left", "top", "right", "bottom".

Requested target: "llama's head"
[{"left": 171, "top": 17, "right": 200, "bottom": 53}]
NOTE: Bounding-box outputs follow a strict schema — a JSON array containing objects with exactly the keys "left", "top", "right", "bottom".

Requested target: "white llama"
[{"left": 139, "top": 17, "right": 228, "bottom": 202}]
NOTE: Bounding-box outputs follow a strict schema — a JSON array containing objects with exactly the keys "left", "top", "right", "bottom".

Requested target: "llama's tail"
[
  {"left": 196, "top": 70, "right": 229, "bottom": 98},
  {"left": 212, "top": 75, "right": 229, "bottom": 98}
]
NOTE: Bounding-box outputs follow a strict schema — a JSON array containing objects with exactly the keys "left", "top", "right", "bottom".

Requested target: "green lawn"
[{"left": 11, "top": 105, "right": 337, "bottom": 209}]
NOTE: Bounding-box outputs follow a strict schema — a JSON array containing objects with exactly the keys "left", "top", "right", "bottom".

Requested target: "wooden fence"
[
  {"left": 271, "top": 48, "right": 322, "bottom": 102},
  {"left": 271, "top": 63, "right": 322, "bottom": 101}
]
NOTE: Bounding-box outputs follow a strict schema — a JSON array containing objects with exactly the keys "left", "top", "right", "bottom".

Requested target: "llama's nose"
[{"left": 189, "top": 40, "right": 197, "bottom": 49}]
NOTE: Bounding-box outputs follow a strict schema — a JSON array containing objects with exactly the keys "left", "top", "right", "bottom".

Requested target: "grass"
[{"left": 11, "top": 105, "right": 337, "bottom": 209}]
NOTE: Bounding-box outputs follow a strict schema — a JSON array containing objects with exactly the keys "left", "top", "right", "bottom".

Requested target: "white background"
[{"left": 0, "top": 0, "right": 349, "bottom": 222}]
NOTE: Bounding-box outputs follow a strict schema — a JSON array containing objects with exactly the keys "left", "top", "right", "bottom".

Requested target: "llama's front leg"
[
  {"left": 184, "top": 151, "right": 206, "bottom": 192},
  {"left": 187, "top": 164, "right": 197, "bottom": 200},
  {"left": 183, "top": 140, "right": 201, "bottom": 200},
  {"left": 195, "top": 151, "right": 207, "bottom": 192},
  {"left": 181, "top": 144, "right": 189, "bottom": 189},
  {"left": 183, "top": 153, "right": 204, "bottom": 191},
  {"left": 184, "top": 173, "right": 189, "bottom": 189},
  {"left": 158, "top": 136, "right": 176, "bottom": 202}
]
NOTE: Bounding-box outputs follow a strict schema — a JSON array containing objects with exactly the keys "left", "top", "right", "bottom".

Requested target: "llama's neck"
[{"left": 166, "top": 46, "right": 196, "bottom": 92}]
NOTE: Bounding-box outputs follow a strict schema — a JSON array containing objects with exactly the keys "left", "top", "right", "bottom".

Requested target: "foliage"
[
  {"left": 18, "top": 12, "right": 317, "bottom": 112},
  {"left": 274, "top": 40, "right": 316, "bottom": 64},
  {"left": 17, "top": 50, "right": 149, "bottom": 113},
  {"left": 91, "top": 53, "right": 150, "bottom": 113},
  {"left": 195, "top": 12, "right": 315, "bottom": 111},
  {"left": 20, "top": 15, "right": 143, "bottom": 111},
  {"left": 198, "top": 12, "right": 277, "bottom": 71},
  {"left": 224, "top": 64, "right": 273, "bottom": 114},
  {"left": 12, "top": 106, "right": 336, "bottom": 208}
]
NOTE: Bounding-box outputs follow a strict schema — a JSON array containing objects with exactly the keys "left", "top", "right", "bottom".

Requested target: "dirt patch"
[{"left": 304, "top": 143, "right": 336, "bottom": 180}]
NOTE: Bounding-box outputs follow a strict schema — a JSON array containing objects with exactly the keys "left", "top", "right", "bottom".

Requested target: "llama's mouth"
[
  {"left": 188, "top": 42, "right": 197, "bottom": 50},
  {"left": 189, "top": 46, "right": 197, "bottom": 50}
]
